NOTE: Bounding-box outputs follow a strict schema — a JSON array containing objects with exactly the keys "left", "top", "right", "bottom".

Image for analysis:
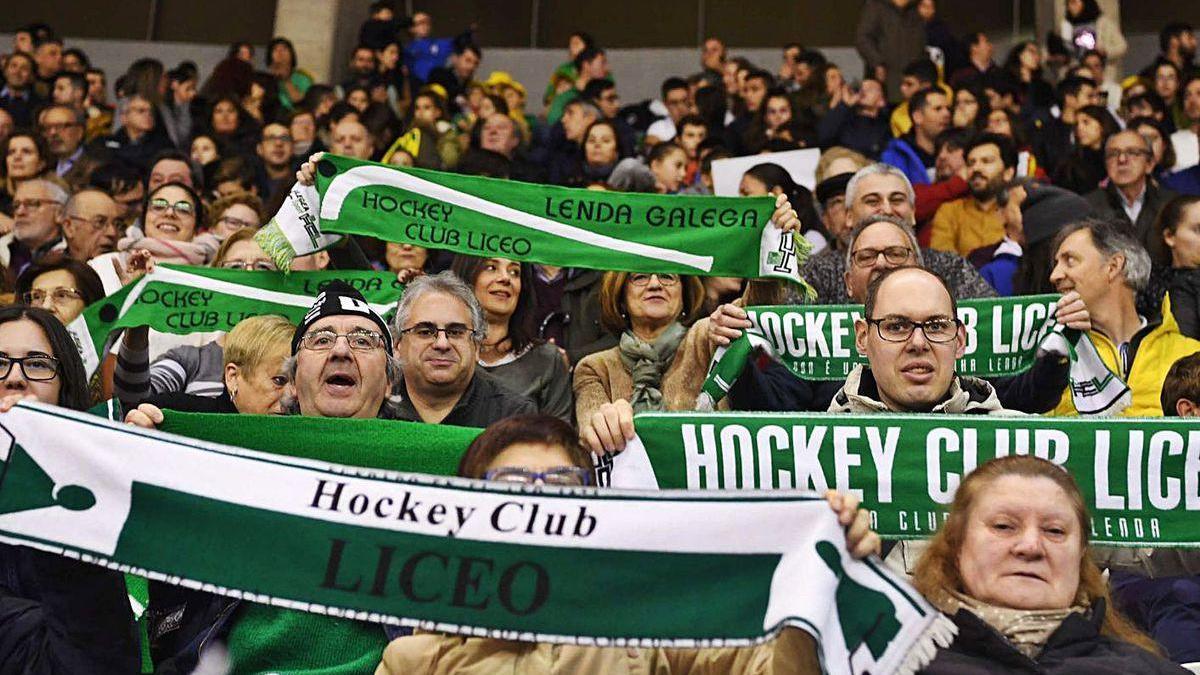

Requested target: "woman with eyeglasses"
[
  {"left": 0, "top": 305, "right": 140, "bottom": 674},
  {"left": 451, "top": 255, "right": 573, "bottom": 424},
  {"left": 89, "top": 181, "right": 218, "bottom": 296},
  {"left": 15, "top": 252, "right": 104, "bottom": 325},
  {"left": 573, "top": 271, "right": 708, "bottom": 432},
  {"left": 376, "top": 413, "right": 879, "bottom": 673},
  {"left": 113, "top": 229, "right": 279, "bottom": 405},
  {"left": 205, "top": 191, "right": 264, "bottom": 239}
]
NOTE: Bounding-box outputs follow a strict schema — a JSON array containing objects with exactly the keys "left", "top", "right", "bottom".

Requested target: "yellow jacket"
[
  {"left": 928, "top": 197, "right": 1005, "bottom": 257},
  {"left": 1052, "top": 296, "right": 1200, "bottom": 417}
]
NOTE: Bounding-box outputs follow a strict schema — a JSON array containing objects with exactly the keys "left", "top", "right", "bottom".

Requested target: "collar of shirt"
[
  {"left": 1116, "top": 315, "right": 1149, "bottom": 374},
  {"left": 0, "top": 86, "right": 28, "bottom": 100},
  {"left": 1116, "top": 183, "right": 1147, "bottom": 223}
]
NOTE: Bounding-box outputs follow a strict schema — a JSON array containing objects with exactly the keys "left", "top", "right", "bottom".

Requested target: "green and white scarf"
[
  {"left": 697, "top": 295, "right": 1130, "bottom": 416},
  {"left": 257, "top": 154, "right": 813, "bottom": 291},
  {"left": 606, "top": 412, "right": 1200, "bottom": 546},
  {"left": 65, "top": 265, "right": 403, "bottom": 377},
  {"left": 0, "top": 402, "right": 949, "bottom": 675}
]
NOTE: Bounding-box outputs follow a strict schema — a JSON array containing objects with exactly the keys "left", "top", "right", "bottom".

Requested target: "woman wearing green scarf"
[{"left": 573, "top": 270, "right": 705, "bottom": 430}]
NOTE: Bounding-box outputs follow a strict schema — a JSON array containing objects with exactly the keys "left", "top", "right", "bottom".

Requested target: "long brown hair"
[{"left": 912, "top": 455, "right": 1161, "bottom": 655}]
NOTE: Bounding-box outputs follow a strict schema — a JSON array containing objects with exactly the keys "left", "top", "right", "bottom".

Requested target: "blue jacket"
[
  {"left": 403, "top": 37, "right": 454, "bottom": 85},
  {"left": 980, "top": 253, "right": 1020, "bottom": 297},
  {"left": 1164, "top": 165, "right": 1200, "bottom": 196},
  {"left": 880, "top": 136, "right": 931, "bottom": 186}
]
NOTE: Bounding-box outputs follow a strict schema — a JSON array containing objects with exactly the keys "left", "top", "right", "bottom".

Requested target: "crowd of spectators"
[{"left": 2, "top": 0, "right": 1200, "bottom": 672}]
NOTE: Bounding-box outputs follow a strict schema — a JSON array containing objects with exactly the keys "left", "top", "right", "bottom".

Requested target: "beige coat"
[
  {"left": 375, "top": 628, "right": 821, "bottom": 675},
  {"left": 572, "top": 319, "right": 725, "bottom": 428}
]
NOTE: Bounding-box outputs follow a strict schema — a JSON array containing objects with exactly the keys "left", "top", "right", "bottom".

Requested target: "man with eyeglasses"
[
  {"left": 61, "top": 188, "right": 121, "bottom": 262},
  {"left": 0, "top": 179, "right": 66, "bottom": 278},
  {"left": 38, "top": 104, "right": 86, "bottom": 183},
  {"left": 89, "top": 93, "right": 172, "bottom": 172},
  {"left": 835, "top": 265, "right": 1012, "bottom": 414},
  {"left": 255, "top": 122, "right": 296, "bottom": 203},
  {"left": 797, "top": 163, "right": 996, "bottom": 306},
  {"left": 701, "top": 214, "right": 1083, "bottom": 416},
  {"left": 286, "top": 280, "right": 398, "bottom": 419},
  {"left": 131, "top": 281, "right": 407, "bottom": 673},
  {"left": 390, "top": 271, "right": 535, "bottom": 426},
  {"left": 1084, "top": 130, "right": 1178, "bottom": 263}
]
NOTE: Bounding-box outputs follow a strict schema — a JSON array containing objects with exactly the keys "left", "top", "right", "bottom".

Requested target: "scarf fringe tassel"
[{"left": 895, "top": 612, "right": 958, "bottom": 675}]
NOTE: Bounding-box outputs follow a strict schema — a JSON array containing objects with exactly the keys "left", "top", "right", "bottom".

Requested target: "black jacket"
[
  {"left": 0, "top": 544, "right": 139, "bottom": 675},
  {"left": 920, "top": 600, "right": 1187, "bottom": 674},
  {"left": 816, "top": 102, "right": 891, "bottom": 159},
  {"left": 1084, "top": 181, "right": 1179, "bottom": 266},
  {"left": 728, "top": 347, "right": 1068, "bottom": 414},
  {"left": 394, "top": 368, "right": 537, "bottom": 427}
]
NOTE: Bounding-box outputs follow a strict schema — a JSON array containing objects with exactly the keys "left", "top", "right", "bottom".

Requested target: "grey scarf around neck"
[{"left": 618, "top": 321, "right": 688, "bottom": 412}]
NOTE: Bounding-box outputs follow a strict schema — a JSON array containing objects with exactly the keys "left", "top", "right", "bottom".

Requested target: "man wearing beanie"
[{"left": 287, "top": 279, "right": 396, "bottom": 418}]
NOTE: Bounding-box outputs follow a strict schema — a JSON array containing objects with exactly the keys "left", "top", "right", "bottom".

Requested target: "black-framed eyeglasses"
[
  {"left": 867, "top": 316, "right": 961, "bottom": 343},
  {"left": 0, "top": 355, "right": 61, "bottom": 381},
  {"left": 628, "top": 273, "right": 679, "bottom": 287},
  {"left": 483, "top": 466, "right": 593, "bottom": 486},
  {"left": 299, "top": 329, "right": 386, "bottom": 352},
  {"left": 851, "top": 246, "right": 913, "bottom": 268},
  {"left": 148, "top": 198, "right": 195, "bottom": 217},
  {"left": 399, "top": 322, "right": 477, "bottom": 342}
]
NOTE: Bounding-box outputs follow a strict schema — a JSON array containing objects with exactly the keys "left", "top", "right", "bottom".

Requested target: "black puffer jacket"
[
  {"left": 0, "top": 544, "right": 139, "bottom": 675},
  {"left": 920, "top": 600, "right": 1188, "bottom": 674}
]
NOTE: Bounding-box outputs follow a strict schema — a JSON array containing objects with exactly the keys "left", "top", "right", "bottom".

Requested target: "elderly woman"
[
  {"left": 16, "top": 252, "right": 105, "bottom": 325},
  {"left": 377, "top": 413, "right": 876, "bottom": 674},
  {"left": 912, "top": 455, "right": 1185, "bottom": 673},
  {"left": 573, "top": 270, "right": 706, "bottom": 429},
  {"left": 0, "top": 306, "right": 139, "bottom": 673},
  {"left": 125, "top": 313, "right": 294, "bottom": 423},
  {"left": 452, "top": 255, "right": 573, "bottom": 423},
  {"left": 114, "top": 229, "right": 278, "bottom": 403}
]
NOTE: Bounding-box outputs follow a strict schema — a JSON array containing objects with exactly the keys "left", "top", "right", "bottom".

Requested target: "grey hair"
[
  {"left": 278, "top": 351, "right": 405, "bottom": 416},
  {"left": 844, "top": 163, "right": 916, "bottom": 211},
  {"left": 391, "top": 270, "right": 487, "bottom": 345},
  {"left": 22, "top": 178, "right": 70, "bottom": 206},
  {"left": 844, "top": 214, "right": 925, "bottom": 269},
  {"left": 1106, "top": 128, "right": 1153, "bottom": 154},
  {"left": 565, "top": 99, "right": 602, "bottom": 120},
  {"left": 1051, "top": 218, "right": 1152, "bottom": 291}
]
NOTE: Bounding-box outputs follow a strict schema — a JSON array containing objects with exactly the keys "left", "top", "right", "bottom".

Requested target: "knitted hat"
[
  {"left": 292, "top": 280, "right": 392, "bottom": 354},
  {"left": 1020, "top": 184, "right": 1091, "bottom": 247},
  {"left": 815, "top": 172, "right": 853, "bottom": 208}
]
